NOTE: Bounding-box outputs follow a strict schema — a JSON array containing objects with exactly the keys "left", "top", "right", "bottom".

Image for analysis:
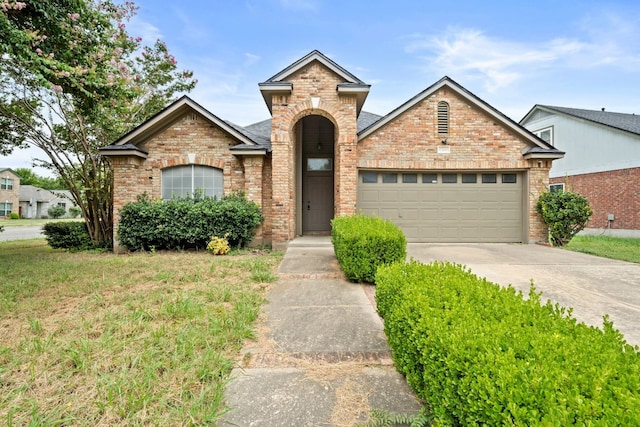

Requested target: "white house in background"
[
  {"left": 521, "top": 105, "right": 640, "bottom": 236},
  {"left": 19, "top": 185, "right": 79, "bottom": 218}
]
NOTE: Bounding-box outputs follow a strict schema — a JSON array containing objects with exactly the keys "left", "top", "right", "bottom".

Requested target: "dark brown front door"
[{"left": 303, "top": 157, "right": 334, "bottom": 233}]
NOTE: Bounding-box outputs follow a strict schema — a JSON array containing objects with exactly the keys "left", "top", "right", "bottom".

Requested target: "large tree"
[
  {"left": 14, "top": 167, "right": 66, "bottom": 189},
  {"left": 1, "top": 0, "right": 196, "bottom": 246}
]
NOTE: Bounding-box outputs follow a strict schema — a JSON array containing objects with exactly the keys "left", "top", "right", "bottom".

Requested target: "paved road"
[
  {"left": 0, "top": 225, "right": 44, "bottom": 242},
  {"left": 407, "top": 243, "right": 640, "bottom": 347}
]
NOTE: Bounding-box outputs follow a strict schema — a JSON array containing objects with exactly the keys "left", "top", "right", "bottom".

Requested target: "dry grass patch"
[{"left": 0, "top": 240, "right": 282, "bottom": 426}]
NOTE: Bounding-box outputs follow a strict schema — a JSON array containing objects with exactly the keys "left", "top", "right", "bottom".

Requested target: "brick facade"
[
  {"left": 105, "top": 51, "right": 559, "bottom": 250},
  {"left": 270, "top": 62, "right": 359, "bottom": 246},
  {"left": 110, "top": 113, "right": 271, "bottom": 249},
  {"left": 550, "top": 167, "right": 640, "bottom": 231},
  {"left": 0, "top": 169, "right": 20, "bottom": 217},
  {"left": 359, "top": 87, "right": 551, "bottom": 242}
]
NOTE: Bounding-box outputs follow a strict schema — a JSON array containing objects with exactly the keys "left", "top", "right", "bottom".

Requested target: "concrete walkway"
[{"left": 220, "top": 236, "right": 421, "bottom": 426}]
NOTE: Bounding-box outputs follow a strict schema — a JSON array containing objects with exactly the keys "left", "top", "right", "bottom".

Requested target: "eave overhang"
[
  {"left": 258, "top": 82, "right": 293, "bottom": 114},
  {"left": 337, "top": 83, "right": 371, "bottom": 115},
  {"left": 99, "top": 143, "right": 149, "bottom": 159}
]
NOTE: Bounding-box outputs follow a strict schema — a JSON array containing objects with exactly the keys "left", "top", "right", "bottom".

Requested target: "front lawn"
[
  {"left": 565, "top": 235, "right": 640, "bottom": 263},
  {"left": 0, "top": 239, "right": 282, "bottom": 425}
]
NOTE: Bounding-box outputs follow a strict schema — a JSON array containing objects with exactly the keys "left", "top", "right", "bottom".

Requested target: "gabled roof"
[
  {"left": 521, "top": 105, "right": 640, "bottom": 136},
  {"left": 19, "top": 185, "right": 55, "bottom": 202},
  {"left": 100, "top": 96, "right": 268, "bottom": 157},
  {"left": 358, "top": 76, "right": 564, "bottom": 159},
  {"left": 263, "top": 50, "right": 367, "bottom": 85},
  {"left": 0, "top": 167, "right": 20, "bottom": 177},
  {"left": 259, "top": 50, "right": 370, "bottom": 115}
]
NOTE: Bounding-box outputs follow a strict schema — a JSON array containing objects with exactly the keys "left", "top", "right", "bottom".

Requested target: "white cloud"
[
  {"left": 406, "top": 27, "right": 589, "bottom": 92},
  {"left": 127, "top": 16, "right": 163, "bottom": 42},
  {"left": 244, "top": 53, "right": 261, "bottom": 67},
  {"left": 404, "top": 13, "right": 640, "bottom": 93},
  {"left": 279, "top": 0, "right": 318, "bottom": 12}
]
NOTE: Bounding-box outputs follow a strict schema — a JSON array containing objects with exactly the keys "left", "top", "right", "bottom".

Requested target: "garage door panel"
[
  {"left": 358, "top": 171, "right": 523, "bottom": 243},
  {"left": 379, "top": 190, "right": 399, "bottom": 202},
  {"left": 399, "top": 208, "right": 419, "bottom": 220}
]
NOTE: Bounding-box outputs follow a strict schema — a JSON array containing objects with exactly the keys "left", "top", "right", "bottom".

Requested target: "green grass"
[
  {"left": 565, "top": 235, "right": 640, "bottom": 263},
  {"left": 0, "top": 239, "right": 282, "bottom": 425}
]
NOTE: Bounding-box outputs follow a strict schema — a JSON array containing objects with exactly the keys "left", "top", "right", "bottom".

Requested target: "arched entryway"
[{"left": 296, "top": 115, "right": 335, "bottom": 235}]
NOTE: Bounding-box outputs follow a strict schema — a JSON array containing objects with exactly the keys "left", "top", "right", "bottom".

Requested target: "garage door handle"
[{"left": 307, "top": 201, "right": 310, "bottom": 211}]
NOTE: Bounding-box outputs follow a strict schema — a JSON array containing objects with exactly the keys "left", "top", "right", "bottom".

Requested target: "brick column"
[
  {"left": 243, "top": 155, "right": 266, "bottom": 245},
  {"left": 528, "top": 160, "right": 551, "bottom": 243}
]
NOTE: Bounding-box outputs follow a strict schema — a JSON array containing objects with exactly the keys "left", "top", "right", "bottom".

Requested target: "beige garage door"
[{"left": 357, "top": 171, "right": 523, "bottom": 243}]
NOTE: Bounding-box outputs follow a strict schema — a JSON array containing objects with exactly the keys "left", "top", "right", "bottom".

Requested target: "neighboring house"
[
  {"left": 101, "top": 50, "right": 563, "bottom": 250},
  {"left": 18, "top": 185, "right": 79, "bottom": 218},
  {"left": 521, "top": 105, "right": 640, "bottom": 236},
  {"left": 0, "top": 168, "right": 20, "bottom": 218}
]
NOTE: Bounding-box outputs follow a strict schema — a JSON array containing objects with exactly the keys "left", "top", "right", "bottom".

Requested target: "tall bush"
[
  {"left": 117, "top": 192, "right": 263, "bottom": 251},
  {"left": 537, "top": 190, "right": 593, "bottom": 246}
]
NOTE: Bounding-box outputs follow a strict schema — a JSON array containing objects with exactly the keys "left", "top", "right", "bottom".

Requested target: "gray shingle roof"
[
  {"left": 241, "top": 112, "right": 383, "bottom": 146},
  {"left": 540, "top": 105, "right": 640, "bottom": 135}
]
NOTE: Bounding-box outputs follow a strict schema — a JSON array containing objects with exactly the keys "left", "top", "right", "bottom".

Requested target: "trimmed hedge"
[
  {"left": 117, "top": 192, "right": 263, "bottom": 251},
  {"left": 376, "top": 261, "right": 640, "bottom": 426},
  {"left": 331, "top": 214, "right": 406, "bottom": 283},
  {"left": 42, "top": 221, "right": 93, "bottom": 251}
]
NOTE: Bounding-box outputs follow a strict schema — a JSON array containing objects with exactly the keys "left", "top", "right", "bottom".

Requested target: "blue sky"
[{"left": 4, "top": 0, "right": 640, "bottom": 174}]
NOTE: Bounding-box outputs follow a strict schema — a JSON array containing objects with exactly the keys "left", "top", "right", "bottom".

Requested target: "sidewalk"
[{"left": 219, "top": 236, "right": 422, "bottom": 426}]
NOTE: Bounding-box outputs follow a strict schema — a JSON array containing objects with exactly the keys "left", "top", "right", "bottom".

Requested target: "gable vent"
[
  {"left": 437, "top": 101, "right": 449, "bottom": 135},
  {"left": 185, "top": 113, "right": 198, "bottom": 121}
]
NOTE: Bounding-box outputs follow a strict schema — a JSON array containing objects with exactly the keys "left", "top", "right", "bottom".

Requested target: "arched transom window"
[{"left": 162, "top": 165, "right": 223, "bottom": 199}]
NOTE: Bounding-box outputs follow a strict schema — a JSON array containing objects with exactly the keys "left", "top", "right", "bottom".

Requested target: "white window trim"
[
  {"left": 534, "top": 126, "right": 554, "bottom": 146},
  {"left": 549, "top": 183, "right": 564, "bottom": 193}
]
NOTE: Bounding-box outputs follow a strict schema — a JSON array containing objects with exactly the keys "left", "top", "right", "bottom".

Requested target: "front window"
[
  {"left": 0, "top": 202, "right": 12, "bottom": 216},
  {"left": 162, "top": 165, "right": 223, "bottom": 199},
  {"left": 1, "top": 177, "right": 13, "bottom": 190}
]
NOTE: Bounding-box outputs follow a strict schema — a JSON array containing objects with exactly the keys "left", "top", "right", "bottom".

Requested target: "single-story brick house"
[
  {"left": 101, "top": 50, "right": 563, "bottom": 250},
  {"left": 521, "top": 105, "right": 640, "bottom": 236}
]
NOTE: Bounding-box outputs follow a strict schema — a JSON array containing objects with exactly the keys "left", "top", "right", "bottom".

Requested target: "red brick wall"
[{"left": 550, "top": 167, "right": 640, "bottom": 230}]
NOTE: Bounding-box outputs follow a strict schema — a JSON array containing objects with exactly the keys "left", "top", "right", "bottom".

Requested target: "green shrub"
[
  {"left": 117, "top": 192, "right": 263, "bottom": 251},
  {"left": 69, "top": 206, "right": 82, "bottom": 218},
  {"left": 42, "top": 221, "right": 93, "bottom": 251},
  {"left": 9, "top": 212, "right": 19, "bottom": 219},
  {"left": 331, "top": 213, "right": 406, "bottom": 283},
  {"left": 376, "top": 261, "right": 640, "bottom": 426},
  {"left": 537, "top": 190, "right": 593, "bottom": 246},
  {"left": 47, "top": 205, "right": 66, "bottom": 219}
]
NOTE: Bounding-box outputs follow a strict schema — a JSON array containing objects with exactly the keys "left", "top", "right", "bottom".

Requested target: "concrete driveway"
[{"left": 407, "top": 243, "right": 640, "bottom": 347}]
